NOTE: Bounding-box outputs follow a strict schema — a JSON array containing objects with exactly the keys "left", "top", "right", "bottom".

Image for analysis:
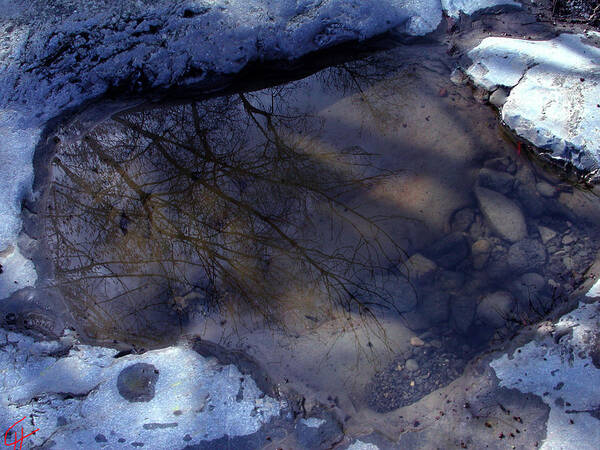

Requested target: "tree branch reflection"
[{"left": 44, "top": 88, "right": 408, "bottom": 345}]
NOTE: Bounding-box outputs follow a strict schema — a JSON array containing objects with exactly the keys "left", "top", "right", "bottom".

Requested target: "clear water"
[{"left": 34, "top": 42, "right": 600, "bottom": 437}]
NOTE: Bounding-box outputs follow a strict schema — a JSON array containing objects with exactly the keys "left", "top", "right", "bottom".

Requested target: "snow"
[
  {"left": 0, "top": 244, "right": 37, "bottom": 299},
  {"left": 348, "top": 440, "right": 380, "bottom": 450},
  {"left": 442, "top": 0, "right": 521, "bottom": 18},
  {"left": 0, "top": 329, "right": 283, "bottom": 449},
  {"left": 466, "top": 33, "right": 600, "bottom": 176},
  {"left": 586, "top": 278, "right": 600, "bottom": 299},
  {"left": 491, "top": 301, "right": 600, "bottom": 450}
]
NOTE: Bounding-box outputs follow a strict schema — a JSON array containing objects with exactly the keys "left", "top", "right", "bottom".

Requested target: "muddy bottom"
[{"left": 13, "top": 40, "right": 600, "bottom": 440}]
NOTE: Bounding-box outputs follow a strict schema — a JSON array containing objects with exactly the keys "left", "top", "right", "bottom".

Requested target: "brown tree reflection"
[{"left": 43, "top": 87, "right": 407, "bottom": 345}]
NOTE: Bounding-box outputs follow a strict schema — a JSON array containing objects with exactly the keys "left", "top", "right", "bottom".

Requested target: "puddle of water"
[{"left": 28, "top": 43, "right": 600, "bottom": 437}]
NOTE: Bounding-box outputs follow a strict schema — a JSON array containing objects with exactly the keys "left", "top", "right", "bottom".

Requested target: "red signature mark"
[
  {"left": 4, "top": 417, "right": 39, "bottom": 450},
  {"left": 516, "top": 142, "right": 522, "bottom": 156}
]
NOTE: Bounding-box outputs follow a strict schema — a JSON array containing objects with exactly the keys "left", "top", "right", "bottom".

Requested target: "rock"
[
  {"left": 484, "top": 156, "right": 515, "bottom": 174},
  {"left": 417, "top": 289, "right": 450, "bottom": 325},
  {"left": 562, "top": 255, "right": 574, "bottom": 270},
  {"left": 429, "top": 339, "right": 442, "bottom": 349},
  {"left": 437, "top": 270, "right": 465, "bottom": 291},
  {"left": 478, "top": 167, "right": 515, "bottom": 193},
  {"left": 486, "top": 245, "right": 511, "bottom": 281},
  {"left": 405, "top": 359, "right": 419, "bottom": 371},
  {"left": 562, "top": 234, "right": 577, "bottom": 245},
  {"left": 510, "top": 272, "right": 550, "bottom": 312},
  {"left": 477, "top": 168, "right": 514, "bottom": 194},
  {"left": 472, "top": 239, "right": 491, "bottom": 270},
  {"left": 515, "top": 182, "right": 545, "bottom": 218},
  {"left": 381, "top": 274, "right": 417, "bottom": 313},
  {"left": 402, "top": 311, "right": 431, "bottom": 332},
  {"left": 536, "top": 181, "right": 557, "bottom": 198},
  {"left": 538, "top": 225, "right": 557, "bottom": 244},
  {"left": 450, "top": 296, "right": 476, "bottom": 334},
  {"left": 410, "top": 336, "right": 425, "bottom": 347},
  {"left": 450, "top": 208, "right": 475, "bottom": 233},
  {"left": 489, "top": 87, "right": 509, "bottom": 107},
  {"left": 474, "top": 86, "right": 489, "bottom": 104},
  {"left": 404, "top": 253, "right": 437, "bottom": 282},
  {"left": 425, "top": 232, "right": 470, "bottom": 269},
  {"left": 507, "top": 239, "right": 547, "bottom": 272},
  {"left": 468, "top": 214, "right": 487, "bottom": 241},
  {"left": 477, "top": 291, "right": 515, "bottom": 328},
  {"left": 475, "top": 187, "right": 527, "bottom": 243},
  {"left": 450, "top": 68, "right": 469, "bottom": 85},
  {"left": 368, "top": 272, "right": 417, "bottom": 313},
  {"left": 466, "top": 34, "right": 600, "bottom": 175},
  {"left": 117, "top": 363, "right": 159, "bottom": 403}
]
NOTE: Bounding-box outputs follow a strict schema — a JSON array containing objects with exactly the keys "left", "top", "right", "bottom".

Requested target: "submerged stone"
[
  {"left": 507, "top": 239, "right": 547, "bottom": 272},
  {"left": 477, "top": 167, "right": 514, "bottom": 194},
  {"left": 425, "top": 232, "right": 470, "bottom": 269},
  {"left": 404, "top": 253, "right": 437, "bottom": 282},
  {"left": 475, "top": 187, "right": 527, "bottom": 243},
  {"left": 477, "top": 291, "right": 514, "bottom": 328},
  {"left": 536, "top": 182, "right": 557, "bottom": 198},
  {"left": 450, "top": 295, "right": 476, "bottom": 334},
  {"left": 538, "top": 225, "right": 557, "bottom": 244},
  {"left": 471, "top": 239, "right": 491, "bottom": 270},
  {"left": 417, "top": 288, "right": 450, "bottom": 325},
  {"left": 511, "top": 272, "right": 550, "bottom": 313},
  {"left": 489, "top": 87, "right": 509, "bottom": 108}
]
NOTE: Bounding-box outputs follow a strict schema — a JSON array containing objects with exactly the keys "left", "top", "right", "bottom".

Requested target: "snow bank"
[{"left": 0, "top": 329, "right": 283, "bottom": 448}]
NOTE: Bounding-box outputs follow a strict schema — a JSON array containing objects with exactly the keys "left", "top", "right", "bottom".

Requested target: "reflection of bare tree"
[{"left": 43, "top": 88, "right": 406, "bottom": 345}]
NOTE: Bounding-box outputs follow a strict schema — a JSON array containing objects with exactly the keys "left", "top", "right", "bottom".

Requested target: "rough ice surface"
[
  {"left": 0, "top": 329, "right": 283, "bottom": 448},
  {"left": 491, "top": 301, "right": 600, "bottom": 450},
  {"left": 442, "top": 0, "right": 520, "bottom": 18},
  {"left": 0, "top": 111, "right": 40, "bottom": 253},
  {"left": 466, "top": 33, "right": 600, "bottom": 175},
  {"left": 0, "top": 244, "right": 37, "bottom": 299}
]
